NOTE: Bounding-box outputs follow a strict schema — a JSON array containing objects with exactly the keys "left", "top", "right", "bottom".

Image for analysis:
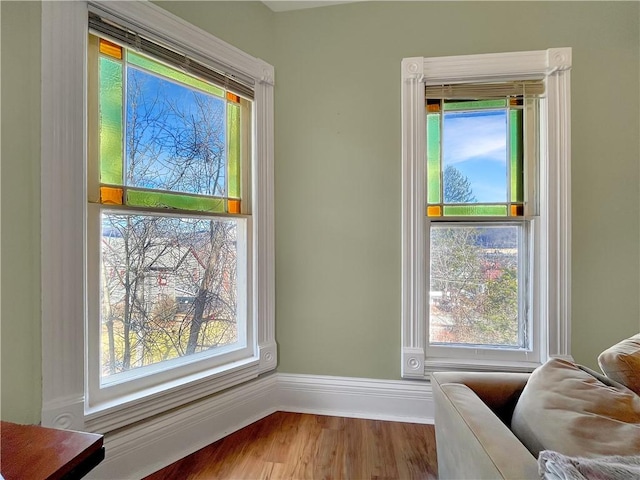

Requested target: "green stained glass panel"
[
  {"left": 227, "top": 102, "right": 241, "bottom": 199},
  {"left": 444, "top": 99, "right": 507, "bottom": 111},
  {"left": 427, "top": 113, "right": 441, "bottom": 204},
  {"left": 127, "top": 189, "right": 225, "bottom": 213},
  {"left": 443, "top": 205, "right": 508, "bottom": 216},
  {"left": 127, "top": 51, "right": 225, "bottom": 99},
  {"left": 99, "top": 56, "right": 123, "bottom": 185},
  {"left": 510, "top": 109, "right": 524, "bottom": 203}
]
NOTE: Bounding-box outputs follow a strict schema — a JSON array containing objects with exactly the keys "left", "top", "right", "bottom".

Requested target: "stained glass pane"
[
  {"left": 443, "top": 205, "right": 508, "bottom": 216},
  {"left": 426, "top": 99, "right": 441, "bottom": 113},
  {"left": 100, "top": 186, "right": 124, "bottom": 205},
  {"left": 227, "top": 102, "right": 241, "bottom": 199},
  {"left": 127, "top": 189, "right": 225, "bottom": 213},
  {"left": 227, "top": 199, "right": 241, "bottom": 214},
  {"left": 99, "top": 38, "right": 122, "bottom": 59},
  {"left": 99, "top": 57, "right": 123, "bottom": 185},
  {"left": 127, "top": 51, "right": 225, "bottom": 99},
  {"left": 427, "top": 113, "right": 441, "bottom": 204},
  {"left": 444, "top": 99, "right": 507, "bottom": 111},
  {"left": 510, "top": 204, "right": 524, "bottom": 216},
  {"left": 125, "top": 66, "right": 226, "bottom": 197},
  {"left": 427, "top": 205, "right": 442, "bottom": 217},
  {"left": 443, "top": 109, "right": 507, "bottom": 204},
  {"left": 226, "top": 92, "right": 240, "bottom": 103},
  {"left": 510, "top": 109, "right": 524, "bottom": 203}
]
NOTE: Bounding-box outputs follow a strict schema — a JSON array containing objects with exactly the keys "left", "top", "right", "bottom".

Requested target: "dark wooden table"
[{"left": 1, "top": 421, "right": 105, "bottom": 480}]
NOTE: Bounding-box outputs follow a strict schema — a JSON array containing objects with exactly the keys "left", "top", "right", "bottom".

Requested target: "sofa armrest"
[
  {"left": 433, "top": 381, "right": 538, "bottom": 479},
  {"left": 432, "top": 371, "right": 530, "bottom": 424}
]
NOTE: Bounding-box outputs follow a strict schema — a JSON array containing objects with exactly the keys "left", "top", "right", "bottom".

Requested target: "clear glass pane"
[
  {"left": 100, "top": 212, "right": 239, "bottom": 378},
  {"left": 442, "top": 109, "right": 507, "bottom": 204},
  {"left": 429, "top": 224, "right": 521, "bottom": 347},
  {"left": 126, "top": 66, "right": 226, "bottom": 197}
]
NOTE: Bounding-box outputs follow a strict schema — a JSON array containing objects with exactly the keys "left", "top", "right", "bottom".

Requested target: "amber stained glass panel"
[
  {"left": 99, "top": 38, "right": 122, "bottom": 59},
  {"left": 427, "top": 205, "right": 442, "bottom": 217},
  {"left": 100, "top": 186, "right": 124, "bottom": 205},
  {"left": 510, "top": 204, "right": 524, "bottom": 216},
  {"left": 227, "top": 199, "right": 241, "bottom": 214}
]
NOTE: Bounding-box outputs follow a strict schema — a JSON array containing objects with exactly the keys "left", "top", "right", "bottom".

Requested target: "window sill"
[
  {"left": 424, "top": 357, "right": 541, "bottom": 375},
  {"left": 424, "top": 354, "right": 575, "bottom": 375},
  {"left": 84, "top": 356, "right": 261, "bottom": 433}
]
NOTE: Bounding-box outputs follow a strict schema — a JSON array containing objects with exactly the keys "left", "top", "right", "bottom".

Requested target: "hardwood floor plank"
[{"left": 144, "top": 412, "right": 437, "bottom": 479}]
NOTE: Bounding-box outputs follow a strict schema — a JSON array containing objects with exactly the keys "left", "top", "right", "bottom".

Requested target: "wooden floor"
[{"left": 144, "top": 411, "right": 438, "bottom": 479}]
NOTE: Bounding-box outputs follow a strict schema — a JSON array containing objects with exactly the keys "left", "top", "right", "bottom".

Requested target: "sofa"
[{"left": 432, "top": 334, "right": 640, "bottom": 480}]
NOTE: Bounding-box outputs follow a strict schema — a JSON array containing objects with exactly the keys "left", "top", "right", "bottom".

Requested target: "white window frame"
[
  {"left": 41, "top": 0, "right": 276, "bottom": 433},
  {"left": 401, "top": 49, "right": 572, "bottom": 378}
]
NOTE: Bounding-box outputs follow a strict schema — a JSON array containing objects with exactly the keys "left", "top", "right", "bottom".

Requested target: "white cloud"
[{"left": 442, "top": 111, "right": 507, "bottom": 165}]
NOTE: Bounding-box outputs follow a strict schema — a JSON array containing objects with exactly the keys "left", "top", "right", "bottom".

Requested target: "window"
[
  {"left": 401, "top": 49, "right": 572, "bottom": 377},
  {"left": 41, "top": 1, "right": 275, "bottom": 433},
  {"left": 426, "top": 91, "right": 537, "bottom": 353},
  {"left": 87, "top": 29, "right": 253, "bottom": 404}
]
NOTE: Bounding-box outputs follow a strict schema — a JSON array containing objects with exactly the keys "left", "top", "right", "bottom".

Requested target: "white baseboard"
[
  {"left": 277, "top": 373, "right": 434, "bottom": 424},
  {"left": 87, "top": 373, "right": 433, "bottom": 479},
  {"left": 88, "top": 374, "right": 279, "bottom": 479}
]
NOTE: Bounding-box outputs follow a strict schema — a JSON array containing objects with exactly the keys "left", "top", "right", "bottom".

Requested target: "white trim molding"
[
  {"left": 41, "top": 0, "right": 88, "bottom": 431},
  {"left": 400, "top": 57, "right": 426, "bottom": 380},
  {"left": 41, "top": 0, "right": 276, "bottom": 433},
  {"left": 89, "top": 374, "right": 279, "bottom": 480},
  {"left": 401, "top": 48, "right": 572, "bottom": 378},
  {"left": 86, "top": 373, "right": 434, "bottom": 479},
  {"left": 277, "top": 374, "right": 434, "bottom": 425}
]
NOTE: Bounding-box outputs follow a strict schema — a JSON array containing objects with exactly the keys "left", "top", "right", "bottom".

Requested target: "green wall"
[
  {"left": 1, "top": 1, "right": 638, "bottom": 423},
  {"left": 154, "top": 0, "right": 275, "bottom": 62},
  {"left": 1, "top": 1, "right": 42, "bottom": 424},
  {"left": 272, "top": 1, "right": 640, "bottom": 376}
]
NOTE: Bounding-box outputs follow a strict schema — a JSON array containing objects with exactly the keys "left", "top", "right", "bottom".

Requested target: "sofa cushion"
[
  {"left": 598, "top": 334, "right": 640, "bottom": 395},
  {"left": 511, "top": 358, "right": 640, "bottom": 458}
]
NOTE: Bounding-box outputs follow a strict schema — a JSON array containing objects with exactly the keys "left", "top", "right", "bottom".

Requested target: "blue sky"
[
  {"left": 126, "top": 66, "right": 226, "bottom": 196},
  {"left": 442, "top": 110, "right": 507, "bottom": 203}
]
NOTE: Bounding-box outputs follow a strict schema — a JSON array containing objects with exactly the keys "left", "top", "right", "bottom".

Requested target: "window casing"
[
  {"left": 41, "top": 0, "right": 275, "bottom": 433},
  {"left": 86, "top": 31, "right": 255, "bottom": 406},
  {"left": 401, "top": 49, "right": 572, "bottom": 377}
]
